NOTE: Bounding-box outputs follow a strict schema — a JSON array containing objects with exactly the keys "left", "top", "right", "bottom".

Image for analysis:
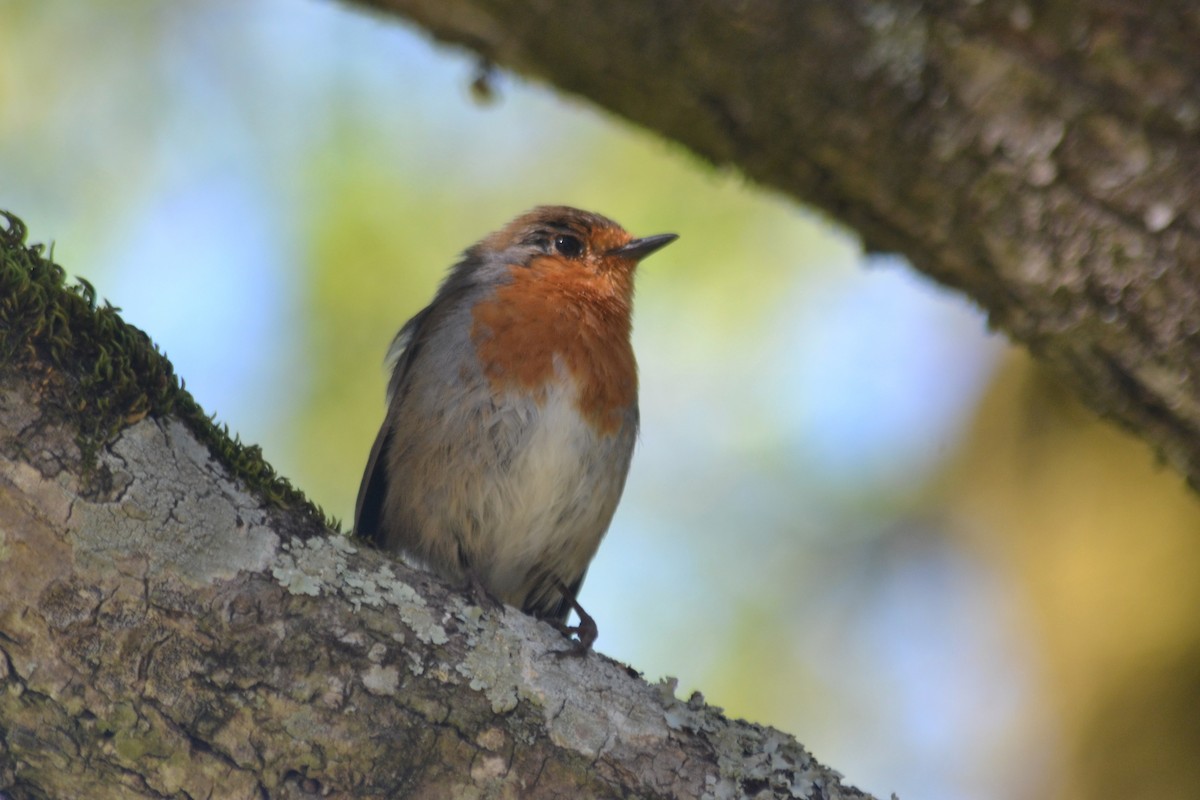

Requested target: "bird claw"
[
  {"left": 551, "top": 620, "right": 597, "bottom": 659},
  {"left": 550, "top": 580, "right": 598, "bottom": 658}
]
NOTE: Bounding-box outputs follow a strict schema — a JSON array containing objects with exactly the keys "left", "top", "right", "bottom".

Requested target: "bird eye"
[{"left": 553, "top": 234, "right": 583, "bottom": 258}]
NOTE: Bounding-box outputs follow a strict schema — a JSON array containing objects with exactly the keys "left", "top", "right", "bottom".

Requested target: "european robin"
[{"left": 354, "top": 206, "right": 676, "bottom": 650}]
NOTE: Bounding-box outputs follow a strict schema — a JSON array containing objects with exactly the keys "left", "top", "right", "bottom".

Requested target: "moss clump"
[{"left": 0, "top": 210, "right": 335, "bottom": 529}]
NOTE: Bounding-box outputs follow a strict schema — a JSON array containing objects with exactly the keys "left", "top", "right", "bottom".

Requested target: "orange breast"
[{"left": 470, "top": 257, "right": 637, "bottom": 435}]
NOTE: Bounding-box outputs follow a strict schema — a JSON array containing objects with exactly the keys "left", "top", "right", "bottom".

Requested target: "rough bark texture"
[
  {"left": 0, "top": 373, "right": 872, "bottom": 799},
  {"left": 359, "top": 0, "right": 1200, "bottom": 490},
  {"left": 0, "top": 211, "right": 872, "bottom": 796}
]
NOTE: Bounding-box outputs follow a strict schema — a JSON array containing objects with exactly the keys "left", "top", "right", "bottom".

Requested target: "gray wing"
[
  {"left": 352, "top": 306, "right": 433, "bottom": 545},
  {"left": 353, "top": 259, "right": 486, "bottom": 545}
]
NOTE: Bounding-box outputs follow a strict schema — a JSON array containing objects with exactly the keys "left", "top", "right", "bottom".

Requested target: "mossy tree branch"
[
  {"left": 359, "top": 0, "right": 1200, "bottom": 490},
  {"left": 0, "top": 216, "right": 868, "bottom": 798}
]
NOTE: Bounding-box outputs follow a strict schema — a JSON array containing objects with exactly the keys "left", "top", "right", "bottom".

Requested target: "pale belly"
[
  {"left": 464, "top": 379, "right": 636, "bottom": 612},
  {"left": 384, "top": 360, "right": 638, "bottom": 618}
]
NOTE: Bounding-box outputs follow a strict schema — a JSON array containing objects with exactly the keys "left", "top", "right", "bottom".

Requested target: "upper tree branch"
[{"left": 361, "top": 0, "right": 1200, "bottom": 489}]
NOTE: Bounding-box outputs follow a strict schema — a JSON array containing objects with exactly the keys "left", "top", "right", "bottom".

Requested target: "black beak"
[{"left": 609, "top": 233, "right": 678, "bottom": 261}]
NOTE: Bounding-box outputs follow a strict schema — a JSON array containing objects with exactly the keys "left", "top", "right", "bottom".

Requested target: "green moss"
[{"left": 0, "top": 210, "right": 336, "bottom": 530}]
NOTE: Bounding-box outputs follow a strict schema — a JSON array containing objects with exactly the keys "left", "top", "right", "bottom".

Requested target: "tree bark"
[
  {"left": 0, "top": 223, "right": 871, "bottom": 796},
  {"left": 359, "top": 0, "right": 1200, "bottom": 490}
]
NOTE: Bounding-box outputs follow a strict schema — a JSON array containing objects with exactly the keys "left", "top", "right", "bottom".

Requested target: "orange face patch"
[{"left": 471, "top": 255, "right": 638, "bottom": 435}]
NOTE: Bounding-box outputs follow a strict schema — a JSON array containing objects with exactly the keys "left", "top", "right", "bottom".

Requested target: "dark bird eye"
[{"left": 553, "top": 234, "right": 583, "bottom": 258}]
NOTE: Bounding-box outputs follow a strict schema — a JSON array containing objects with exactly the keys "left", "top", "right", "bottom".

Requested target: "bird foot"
[{"left": 550, "top": 580, "right": 598, "bottom": 658}]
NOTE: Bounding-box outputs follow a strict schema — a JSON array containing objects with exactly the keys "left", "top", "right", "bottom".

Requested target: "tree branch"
[
  {"left": 0, "top": 219, "right": 870, "bottom": 798},
  {"left": 359, "top": 0, "right": 1200, "bottom": 489}
]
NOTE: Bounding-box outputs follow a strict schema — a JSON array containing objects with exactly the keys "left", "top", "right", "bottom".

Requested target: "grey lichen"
[
  {"left": 653, "top": 679, "right": 838, "bottom": 800},
  {"left": 361, "top": 664, "right": 401, "bottom": 696},
  {"left": 456, "top": 615, "right": 535, "bottom": 715},
  {"left": 271, "top": 550, "right": 324, "bottom": 597},
  {"left": 267, "top": 534, "right": 451, "bottom": 645},
  {"left": 29, "top": 415, "right": 282, "bottom": 587}
]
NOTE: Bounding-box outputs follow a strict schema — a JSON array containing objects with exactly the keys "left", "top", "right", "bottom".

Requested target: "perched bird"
[{"left": 354, "top": 206, "right": 676, "bottom": 649}]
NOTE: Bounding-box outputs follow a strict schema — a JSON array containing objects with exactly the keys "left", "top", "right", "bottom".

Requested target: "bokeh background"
[{"left": 4, "top": 3, "right": 1200, "bottom": 799}]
